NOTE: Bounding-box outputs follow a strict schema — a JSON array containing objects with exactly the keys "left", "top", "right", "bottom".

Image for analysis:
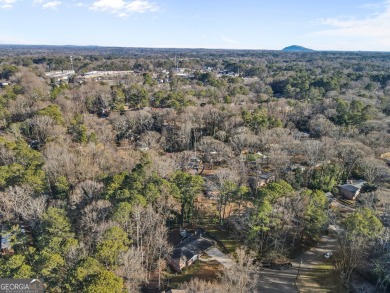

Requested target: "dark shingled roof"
[
  {"left": 339, "top": 184, "right": 360, "bottom": 193},
  {"left": 258, "top": 173, "right": 274, "bottom": 180},
  {"left": 338, "top": 180, "right": 366, "bottom": 194},
  {"left": 170, "top": 234, "right": 214, "bottom": 263},
  {"left": 168, "top": 229, "right": 183, "bottom": 246}
]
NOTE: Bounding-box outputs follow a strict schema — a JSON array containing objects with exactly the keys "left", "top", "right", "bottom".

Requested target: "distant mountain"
[{"left": 282, "top": 45, "right": 314, "bottom": 52}]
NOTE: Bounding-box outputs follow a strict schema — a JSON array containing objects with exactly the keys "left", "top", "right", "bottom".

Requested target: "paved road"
[
  {"left": 297, "top": 236, "right": 339, "bottom": 268},
  {"left": 258, "top": 267, "right": 299, "bottom": 293},
  {"left": 257, "top": 236, "right": 340, "bottom": 293}
]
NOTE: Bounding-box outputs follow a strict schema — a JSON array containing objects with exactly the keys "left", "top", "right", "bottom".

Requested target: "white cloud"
[
  {"left": 0, "top": 0, "right": 17, "bottom": 9},
  {"left": 126, "top": 0, "right": 157, "bottom": 12},
  {"left": 91, "top": 0, "right": 158, "bottom": 17},
  {"left": 310, "top": 0, "right": 390, "bottom": 50},
  {"left": 42, "top": 1, "right": 61, "bottom": 8},
  {"left": 92, "top": 0, "right": 123, "bottom": 10},
  {"left": 33, "top": 0, "right": 62, "bottom": 9}
]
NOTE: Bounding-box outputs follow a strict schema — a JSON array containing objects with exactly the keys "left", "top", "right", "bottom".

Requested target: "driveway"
[{"left": 204, "top": 247, "right": 235, "bottom": 269}]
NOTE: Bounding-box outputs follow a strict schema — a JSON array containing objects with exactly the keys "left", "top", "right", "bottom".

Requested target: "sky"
[{"left": 1, "top": 0, "right": 390, "bottom": 51}]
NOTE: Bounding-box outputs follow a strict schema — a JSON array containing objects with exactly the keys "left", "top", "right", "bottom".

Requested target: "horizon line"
[{"left": 0, "top": 43, "right": 390, "bottom": 53}]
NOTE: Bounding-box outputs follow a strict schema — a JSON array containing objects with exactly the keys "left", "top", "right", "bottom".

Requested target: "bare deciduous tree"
[
  {"left": 359, "top": 157, "right": 389, "bottom": 183},
  {"left": 70, "top": 180, "right": 104, "bottom": 209},
  {"left": 336, "top": 141, "right": 371, "bottom": 180},
  {"left": 198, "top": 136, "right": 233, "bottom": 169},
  {"left": 0, "top": 185, "right": 47, "bottom": 227},
  {"left": 179, "top": 278, "right": 225, "bottom": 293},
  {"left": 131, "top": 205, "right": 172, "bottom": 284},
  {"left": 139, "top": 131, "right": 164, "bottom": 150},
  {"left": 267, "top": 145, "right": 290, "bottom": 179},
  {"left": 220, "top": 247, "right": 259, "bottom": 293},
  {"left": 25, "top": 115, "right": 55, "bottom": 144},
  {"left": 117, "top": 247, "right": 146, "bottom": 293}
]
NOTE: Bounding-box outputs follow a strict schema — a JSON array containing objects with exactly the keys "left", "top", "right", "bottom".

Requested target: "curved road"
[{"left": 257, "top": 236, "right": 339, "bottom": 293}]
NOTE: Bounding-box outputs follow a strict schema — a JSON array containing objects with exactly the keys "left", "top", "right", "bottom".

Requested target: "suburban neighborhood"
[{"left": 0, "top": 42, "right": 390, "bottom": 292}]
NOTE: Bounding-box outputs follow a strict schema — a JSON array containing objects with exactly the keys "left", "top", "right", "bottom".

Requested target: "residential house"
[
  {"left": 0, "top": 225, "right": 28, "bottom": 255},
  {"left": 337, "top": 179, "right": 366, "bottom": 200},
  {"left": 185, "top": 157, "right": 202, "bottom": 171},
  {"left": 167, "top": 230, "right": 214, "bottom": 272},
  {"left": 247, "top": 172, "right": 275, "bottom": 194},
  {"left": 257, "top": 172, "right": 275, "bottom": 187}
]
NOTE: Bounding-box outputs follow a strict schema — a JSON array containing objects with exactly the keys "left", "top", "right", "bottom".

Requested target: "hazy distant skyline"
[{"left": 1, "top": 0, "right": 390, "bottom": 51}]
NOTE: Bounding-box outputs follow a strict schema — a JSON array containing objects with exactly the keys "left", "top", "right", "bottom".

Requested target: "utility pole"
[
  {"left": 294, "top": 258, "right": 303, "bottom": 292},
  {"left": 296, "top": 258, "right": 302, "bottom": 279}
]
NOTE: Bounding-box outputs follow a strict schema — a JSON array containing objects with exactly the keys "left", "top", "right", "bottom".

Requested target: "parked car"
[
  {"left": 261, "top": 261, "right": 272, "bottom": 268},
  {"left": 324, "top": 252, "right": 333, "bottom": 259},
  {"left": 278, "top": 262, "right": 293, "bottom": 270},
  {"left": 261, "top": 261, "right": 292, "bottom": 270}
]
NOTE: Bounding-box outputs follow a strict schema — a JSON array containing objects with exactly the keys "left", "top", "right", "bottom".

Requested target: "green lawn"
[
  {"left": 298, "top": 263, "right": 346, "bottom": 293},
  {"left": 206, "top": 226, "right": 240, "bottom": 254}
]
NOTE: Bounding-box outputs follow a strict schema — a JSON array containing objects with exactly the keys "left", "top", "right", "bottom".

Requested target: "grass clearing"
[
  {"left": 297, "top": 262, "right": 346, "bottom": 293},
  {"left": 206, "top": 226, "right": 240, "bottom": 254}
]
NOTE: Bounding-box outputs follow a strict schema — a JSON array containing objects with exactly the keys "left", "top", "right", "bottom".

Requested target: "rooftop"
[
  {"left": 258, "top": 172, "right": 274, "bottom": 180},
  {"left": 170, "top": 233, "right": 214, "bottom": 264},
  {"left": 338, "top": 179, "right": 366, "bottom": 193}
]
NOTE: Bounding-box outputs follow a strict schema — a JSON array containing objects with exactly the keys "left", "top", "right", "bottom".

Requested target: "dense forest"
[{"left": 0, "top": 46, "right": 389, "bottom": 292}]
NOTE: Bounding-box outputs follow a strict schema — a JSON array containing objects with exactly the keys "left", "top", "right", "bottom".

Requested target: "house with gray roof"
[
  {"left": 167, "top": 231, "right": 214, "bottom": 272},
  {"left": 337, "top": 179, "right": 366, "bottom": 200}
]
